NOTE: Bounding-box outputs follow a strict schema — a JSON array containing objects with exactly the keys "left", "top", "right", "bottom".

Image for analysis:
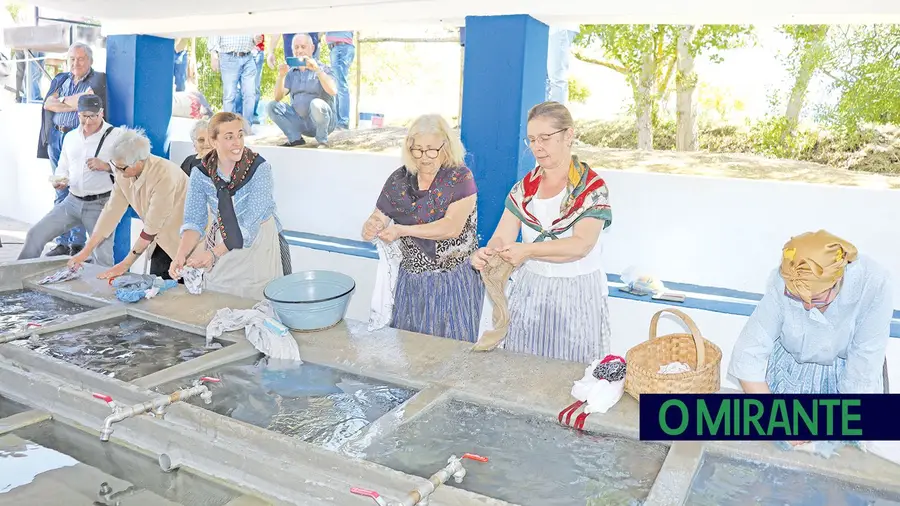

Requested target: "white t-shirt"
[{"left": 520, "top": 188, "right": 609, "bottom": 296}]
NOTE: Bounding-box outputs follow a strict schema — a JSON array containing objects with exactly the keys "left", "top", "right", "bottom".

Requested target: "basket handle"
[{"left": 648, "top": 308, "right": 706, "bottom": 367}]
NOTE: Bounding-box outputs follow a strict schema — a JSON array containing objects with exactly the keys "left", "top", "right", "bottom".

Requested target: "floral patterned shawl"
[{"left": 505, "top": 155, "right": 611, "bottom": 242}]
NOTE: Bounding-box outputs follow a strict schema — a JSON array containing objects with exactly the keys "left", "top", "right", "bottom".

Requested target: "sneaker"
[
  {"left": 45, "top": 244, "right": 71, "bottom": 257},
  {"left": 281, "top": 138, "right": 306, "bottom": 148}
]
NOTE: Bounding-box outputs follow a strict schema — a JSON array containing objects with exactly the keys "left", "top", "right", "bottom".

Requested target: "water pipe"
[
  {"left": 93, "top": 376, "right": 221, "bottom": 442},
  {"left": 351, "top": 453, "right": 488, "bottom": 506},
  {"left": 158, "top": 448, "right": 184, "bottom": 473}
]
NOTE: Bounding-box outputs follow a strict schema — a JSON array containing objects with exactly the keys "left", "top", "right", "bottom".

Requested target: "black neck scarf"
[{"left": 198, "top": 147, "right": 265, "bottom": 250}]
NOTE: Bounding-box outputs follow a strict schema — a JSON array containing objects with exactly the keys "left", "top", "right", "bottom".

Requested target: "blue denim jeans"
[
  {"left": 174, "top": 49, "right": 188, "bottom": 92},
  {"left": 329, "top": 44, "right": 355, "bottom": 128},
  {"left": 266, "top": 98, "right": 335, "bottom": 144},
  {"left": 48, "top": 128, "right": 86, "bottom": 247},
  {"left": 234, "top": 51, "right": 265, "bottom": 124},
  {"left": 220, "top": 52, "right": 258, "bottom": 119},
  {"left": 546, "top": 28, "right": 576, "bottom": 104}
]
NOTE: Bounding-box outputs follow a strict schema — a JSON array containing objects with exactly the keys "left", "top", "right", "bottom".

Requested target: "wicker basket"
[{"left": 624, "top": 308, "right": 722, "bottom": 400}]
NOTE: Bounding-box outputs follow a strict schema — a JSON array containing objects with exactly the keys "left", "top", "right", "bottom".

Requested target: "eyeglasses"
[
  {"left": 111, "top": 161, "right": 130, "bottom": 171},
  {"left": 410, "top": 143, "right": 444, "bottom": 159},
  {"left": 78, "top": 113, "right": 99, "bottom": 121},
  {"left": 524, "top": 128, "right": 567, "bottom": 147}
]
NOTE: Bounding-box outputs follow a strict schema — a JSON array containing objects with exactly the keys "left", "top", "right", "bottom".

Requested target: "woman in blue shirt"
[
  {"left": 169, "top": 112, "right": 291, "bottom": 299},
  {"left": 729, "top": 230, "right": 893, "bottom": 398}
]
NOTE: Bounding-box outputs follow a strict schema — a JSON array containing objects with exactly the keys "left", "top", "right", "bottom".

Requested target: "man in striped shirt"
[{"left": 208, "top": 35, "right": 259, "bottom": 118}]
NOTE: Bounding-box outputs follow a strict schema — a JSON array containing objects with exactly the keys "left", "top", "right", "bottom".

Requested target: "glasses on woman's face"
[
  {"left": 524, "top": 128, "right": 567, "bottom": 147},
  {"left": 410, "top": 143, "right": 444, "bottom": 159}
]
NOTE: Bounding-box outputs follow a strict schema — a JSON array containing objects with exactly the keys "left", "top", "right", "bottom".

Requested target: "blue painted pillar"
[
  {"left": 106, "top": 35, "right": 174, "bottom": 263},
  {"left": 459, "top": 15, "right": 548, "bottom": 246}
]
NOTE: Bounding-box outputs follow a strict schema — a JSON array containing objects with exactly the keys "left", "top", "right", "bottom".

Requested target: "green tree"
[{"left": 575, "top": 24, "right": 753, "bottom": 150}]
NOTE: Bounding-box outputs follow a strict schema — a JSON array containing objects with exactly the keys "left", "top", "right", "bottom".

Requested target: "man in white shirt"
[{"left": 18, "top": 95, "right": 121, "bottom": 266}]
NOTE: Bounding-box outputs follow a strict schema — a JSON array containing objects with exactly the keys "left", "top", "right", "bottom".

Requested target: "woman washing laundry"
[
  {"left": 728, "top": 231, "right": 893, "bottom": 443},
  {"left": 169, "top": 112, "right": 292, "bottom": 299},
  {"left": 470, "top": 101, "right": 613, "bottom": 364},
  {"left": 361, "top": 114, "right": 484, "bottom": 342}
]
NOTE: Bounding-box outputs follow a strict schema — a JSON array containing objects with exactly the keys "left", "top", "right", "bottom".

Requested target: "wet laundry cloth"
[
  {"left": 111, "top": 274, "right": 177, "bottom": 303},
  {"left": 182, "top": 266, "right": 204, "bottom": 295},
  {"left": 206, "top": 300, "right": 302, "bottom": 361},
  {"left": 368, "top": 238, "right": 402, "bottom": 331},
  {"left": 571, "top": 355, "right": 627, "bottom": 414},
  {"left": 37, "top": 265, "right": 83, "bottom": 285},
  {"left": 472, "top": 255, "right": 516, "bottom": 351}
]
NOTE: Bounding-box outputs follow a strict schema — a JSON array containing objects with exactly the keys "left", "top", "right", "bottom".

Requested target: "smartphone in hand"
[{"left": 286, "top": 56, "right": 306, "bottom": 68}]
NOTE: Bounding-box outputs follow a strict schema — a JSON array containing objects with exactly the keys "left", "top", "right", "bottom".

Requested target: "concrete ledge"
[
  {"left": 643, "top": 442, "right": 705, "bottom": 506},
  {"left": 0, "top": 409, "right": 51, "bottom": 435}
]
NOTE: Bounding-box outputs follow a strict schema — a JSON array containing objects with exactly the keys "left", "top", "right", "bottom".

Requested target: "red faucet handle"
[
  {"left": 199, "top": 377, "right": 221, "bottom": 383},
  {"left": 462, "top": 453, "right": 489, "bottom": 463},
  {"left": 350, "top": 487, "right": 381, "bottom": 499},
  {"left": 92, "top": 393, "right": 113, "bottom": 403}
]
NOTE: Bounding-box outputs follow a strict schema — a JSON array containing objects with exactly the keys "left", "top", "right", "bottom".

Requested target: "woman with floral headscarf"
[
  {"left": 471, "top": 101, "right": 613, "bottom": 364},
  {"left": 729, "top": 230, "right": 893, "bottom": 398}
]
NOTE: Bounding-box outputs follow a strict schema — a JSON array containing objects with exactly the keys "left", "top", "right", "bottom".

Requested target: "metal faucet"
[
  {"left": 351, "top": 453, "right": 488, "bottom": 506},
  {"left": 93, "top": 376, "right": 221, "bottom": 442}
]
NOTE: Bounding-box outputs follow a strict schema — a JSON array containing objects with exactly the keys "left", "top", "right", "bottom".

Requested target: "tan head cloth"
[
  {"left": 780, "top": 230, "right": 858, "bottom": 303},
  {"left": 472, "top": 255, "right": 516, "bottom": 352}
]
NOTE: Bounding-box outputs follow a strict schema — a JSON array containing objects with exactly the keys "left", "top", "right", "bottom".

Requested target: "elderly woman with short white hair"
[
  {"left": 180, "top": 119, "right": 212, "bottom": 176},
  {"left": 69, "top": 127, "right": 189, "bottom": 280},
  {"left": 361, "top": 114, "right": 484, "bottom": 342}
]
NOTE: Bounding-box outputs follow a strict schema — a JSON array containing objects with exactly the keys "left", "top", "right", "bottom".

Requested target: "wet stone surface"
[
  {"left": 0, "top": 396, "right": 29, "bottom": 418},
  {"left": 0, "top": 289, "right": 92, "bottom": 334},
  {"left": 362, "top": 399, "right": 669, "bottom": 506},
  {"left": 156, "top": 354, "right": 416, "bottom": 451},
  {"left": 8, "top": 421, "right": 240, "bottom": 505},
  {"left": 684, "top": 452, "right": 900, "bottom": 506},
  {"left": 18, "top": 316, "right": 226, "bottom": 382}
]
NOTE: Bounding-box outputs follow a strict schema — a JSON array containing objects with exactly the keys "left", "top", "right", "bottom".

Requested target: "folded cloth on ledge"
[
  {"left": 368, "top": 238, "right": 402, "bottom": 331},
  {"left": 570, "top": 355, "right": 627, "bottom": 414},
  {"left": 37, "top": 265, "right": 83, "bottom": 285},
  {"left": 112, "top": 274, "right": 177, "bottom": 303},
  {"left": 473, "top": 255, "right": 516, "bottom": 351},
  {"left": 206, "top": 300, "right": 302, "bottom": 361},
  {"left": 182, "top": 266, "right": 204, "bottom": 295}
]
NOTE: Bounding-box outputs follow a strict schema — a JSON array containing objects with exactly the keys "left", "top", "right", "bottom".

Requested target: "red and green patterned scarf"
[{"left": 505, "top": 155, "right": 612, "bottom": 242}]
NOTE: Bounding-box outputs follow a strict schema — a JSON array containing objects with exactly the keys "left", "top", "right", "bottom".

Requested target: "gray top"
[{"left": 284, "top": 63, "right": 334, "bottom": 118}]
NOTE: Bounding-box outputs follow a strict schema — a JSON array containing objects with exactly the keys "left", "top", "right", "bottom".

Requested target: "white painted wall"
[{"left": 3, "top": 104, "right": 899, "bottom": 391}]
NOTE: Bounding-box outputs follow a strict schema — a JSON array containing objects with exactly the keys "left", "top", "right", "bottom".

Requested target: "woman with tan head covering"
[{"left": 729, "top": 230, "right": 893, "bottom": 400}]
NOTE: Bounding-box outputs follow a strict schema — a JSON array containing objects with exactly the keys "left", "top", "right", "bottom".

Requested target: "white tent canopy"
[{"left": 33, "top": 0, "right": 900, "bottom": 38}]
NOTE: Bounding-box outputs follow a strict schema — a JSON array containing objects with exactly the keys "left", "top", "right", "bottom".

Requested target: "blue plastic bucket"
[{"left": 263, "top": 271, "right": 356, "bottom": 331}]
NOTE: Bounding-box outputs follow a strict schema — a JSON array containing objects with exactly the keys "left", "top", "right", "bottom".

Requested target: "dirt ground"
[{"left": 250, "top": 126, "right": 900, "bottom": 190}]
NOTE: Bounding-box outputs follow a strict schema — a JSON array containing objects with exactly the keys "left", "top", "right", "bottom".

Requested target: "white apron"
[{"left": 204, "top": 217, "right": 283, "bottom": 300}]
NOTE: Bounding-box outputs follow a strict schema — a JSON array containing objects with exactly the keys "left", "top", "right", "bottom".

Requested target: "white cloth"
[
  {"left": 367, "top": 238, "right": 402, "bottom": 331},
  {"left": 570, "top": 358, "right": 625, "bottom": 414},
  {"left": 182, "top": 266, "right": 204, "bottom": 294},
  {"left": 206, "top": 300, "right": 302, "bottom": 361},
  {"left": 520, "top": 188, "right": 609, "bottom": 296},
  {"left": 658, "top": 361, "right": 692, "bottom": 374},
  {"left": 56, "top": 122, "right": 121, "bottom": 197}
]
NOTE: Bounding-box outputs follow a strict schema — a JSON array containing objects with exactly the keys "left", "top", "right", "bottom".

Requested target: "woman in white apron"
[
  {"left": 471, "top": 101, "right": 613, "bottom": 364},
  {"left": 169, "top": 112, "right": 291, "bottom": 299}
]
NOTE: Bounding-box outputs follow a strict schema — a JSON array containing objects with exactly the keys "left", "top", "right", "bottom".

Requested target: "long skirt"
[
  {"left": 391, "top": 261, "right": 485, "bottom": 343},
  {"left": 205, "top": 217, "right": 284, "bottom": 300},
  {"left": 765, "top": 339, "right": 888, "bottom": 394},
  {"left": 503, "top": 268, "right": 611, "bottom": 364}
]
